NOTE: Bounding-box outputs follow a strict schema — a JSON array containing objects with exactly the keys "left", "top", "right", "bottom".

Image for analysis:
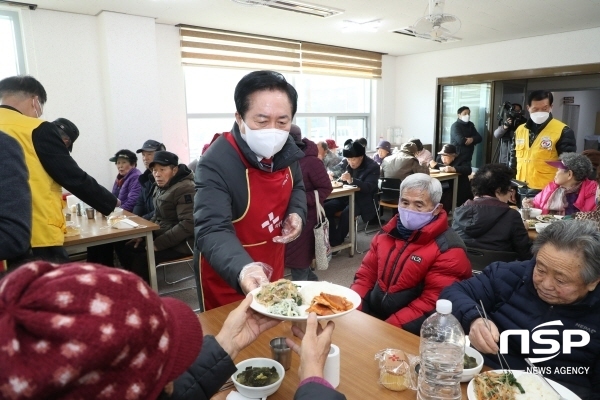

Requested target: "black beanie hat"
[{"left": 342, "top": 139, "right": 366, "bottom": 158}]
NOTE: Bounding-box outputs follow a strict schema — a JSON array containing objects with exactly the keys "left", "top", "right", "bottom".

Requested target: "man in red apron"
[{"left": 194, "top": 71, "right": 307, "bottom": 311}]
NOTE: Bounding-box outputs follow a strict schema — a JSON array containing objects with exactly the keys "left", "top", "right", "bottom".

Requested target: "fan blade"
[{"left": 413, "top": 16, "right": 434, "bottom": 34}]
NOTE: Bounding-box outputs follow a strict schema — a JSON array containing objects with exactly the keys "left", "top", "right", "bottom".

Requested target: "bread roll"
[{"left": 379, "top": 349, "right": 409, "bottom": 391}]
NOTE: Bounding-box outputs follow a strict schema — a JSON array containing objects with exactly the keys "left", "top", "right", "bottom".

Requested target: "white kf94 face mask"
[
  {"left": 241, "top": 121, "right": 289, "bottom": 159},
  {"left": 530, "top": 111, "right": 550, "bottom": 125},
  {"left": 460, "top": 115, "right": 470, "bottom": 123}
]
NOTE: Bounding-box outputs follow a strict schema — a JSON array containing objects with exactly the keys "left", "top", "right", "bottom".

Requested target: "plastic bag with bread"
[{"left": 374, "top": 349, "right": 418, "bottom": 391}]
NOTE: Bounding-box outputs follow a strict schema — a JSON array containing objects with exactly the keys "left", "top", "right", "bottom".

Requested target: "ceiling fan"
[{"left": 410, "top": 0, "right": 461, "bottom": 42}]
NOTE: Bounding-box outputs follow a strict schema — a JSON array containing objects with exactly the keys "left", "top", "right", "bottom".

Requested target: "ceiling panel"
[{"left": 20, "top": 0, "right": 600, "bottom": 56}]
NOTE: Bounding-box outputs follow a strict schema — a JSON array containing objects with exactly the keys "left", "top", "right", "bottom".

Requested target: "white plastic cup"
[{"left": 323, "top": 344, "right": 340, "bottom": 388}]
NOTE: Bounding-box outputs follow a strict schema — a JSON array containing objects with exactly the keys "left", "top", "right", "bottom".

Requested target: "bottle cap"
[{"left": 436, "top": 299, "right": 452, "bottom": 314}]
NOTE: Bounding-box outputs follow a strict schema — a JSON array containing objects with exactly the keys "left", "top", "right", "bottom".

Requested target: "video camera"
[{"left": 496, "top": 101, "right": 526, "bottom": 130}]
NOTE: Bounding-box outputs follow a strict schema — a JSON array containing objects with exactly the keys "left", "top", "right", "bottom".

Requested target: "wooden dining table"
[
  {"left": 200, "top": 301, "right": 474, "bottom": 399},
  {"left": 327, "top": 185, "right": 361, "bottom": 257},
  {"left": 429, "top": 171, "right": 460, "bottom": 217},
  {"left": 63, "top": 210, "right": 160, "bottom": 290}
]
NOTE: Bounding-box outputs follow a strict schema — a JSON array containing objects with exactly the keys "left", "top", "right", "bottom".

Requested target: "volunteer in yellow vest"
[
  {"left": 0, "top": 76, "right": 118, "bottom": 262},
  {"left": 509, "top": 90, "right": 576, "bottom": 197}
]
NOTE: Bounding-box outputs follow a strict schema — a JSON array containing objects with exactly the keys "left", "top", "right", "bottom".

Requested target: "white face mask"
[
  {"left": 460, "top": 115, "right": 470, "bottom": 123},
  {"left": 530, "top": 111, "right": 549, "bottom": 125},
  {"left": 241, "top": 121, "right": 289, "bottom": 159}
]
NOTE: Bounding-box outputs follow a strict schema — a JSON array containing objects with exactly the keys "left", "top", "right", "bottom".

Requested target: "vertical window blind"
[{"left": 179, "top": 26, "right": 383, "bottom": 79}]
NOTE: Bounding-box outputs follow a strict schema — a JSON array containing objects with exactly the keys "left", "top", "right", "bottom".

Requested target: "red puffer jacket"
[{"left": 351, "top": 211, "right": 472, "bottom": 331}]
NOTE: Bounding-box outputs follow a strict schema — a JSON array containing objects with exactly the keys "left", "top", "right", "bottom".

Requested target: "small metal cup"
[
  {"left": 85, "top": 207, "right": 95, "bottom": 219},
  {"left": 270, "top": 337, "right": 292, "bottom": 370}
]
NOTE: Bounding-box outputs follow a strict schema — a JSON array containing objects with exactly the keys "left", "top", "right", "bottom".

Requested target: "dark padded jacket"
[
  {"left": 452, "top": 197, "right": 531, "bottom": 260},
  {"left": 194, "top": 123, "right": 307, "bottom": 293},
  {"left": 152, "top": 164, "right": 194, "bottom": 254},
  {"left": 450, "top": 119, "right": 482, "bottom": 163},
  {"left": 133, "top": 169, "right": 157, "bottom": 220},
  {"left": 162, "top": 335, "right": 346, "bottom": 400},
  {"left": 441, "top": 260, "right": 600, "bottom": 400},
  {"left": 0, "top": 131, "right": 31, "bottom": 262},
  {"left": 351, "top": 212, "right": 471, "bottom": 331},
  {"left": 431, "top": 154, "right": 473, "bottom": 207},
  {"left": 335, "top": 156, "right": 380, "bottom": 222}
]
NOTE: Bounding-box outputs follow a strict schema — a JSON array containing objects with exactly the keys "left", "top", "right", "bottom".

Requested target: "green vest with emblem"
[
  {"left": 514, "top": 118, "right": 566, "bottom": 190},
  {"left": 0, "top": 107, "right": 66, "bottom": 247}
]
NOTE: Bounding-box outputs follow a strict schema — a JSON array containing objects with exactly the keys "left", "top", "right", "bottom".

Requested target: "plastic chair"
[
  {"left": 379, "top": 178, "right": 402, "bottom": 203},
  {"left": 465, "top": 247, "right": 518, "bottom": 272}
]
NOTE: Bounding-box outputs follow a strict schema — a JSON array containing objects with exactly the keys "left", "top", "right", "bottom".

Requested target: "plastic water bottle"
[{"left": 417, "top": 299, "right": 465, "bottom": 400}]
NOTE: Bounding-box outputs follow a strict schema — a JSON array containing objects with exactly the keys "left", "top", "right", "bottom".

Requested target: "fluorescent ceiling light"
[{"left": 342, "top": 19, "right": 381, "bottom": 33}]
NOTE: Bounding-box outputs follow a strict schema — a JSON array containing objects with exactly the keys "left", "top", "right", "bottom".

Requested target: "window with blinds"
[{"left": 179, "top": 26, "right": 382, "bottom": 79}]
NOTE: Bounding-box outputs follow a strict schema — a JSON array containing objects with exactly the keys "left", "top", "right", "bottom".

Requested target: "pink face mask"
[{"left": 398, "top": 206, "right": 439, "bottom": 231}]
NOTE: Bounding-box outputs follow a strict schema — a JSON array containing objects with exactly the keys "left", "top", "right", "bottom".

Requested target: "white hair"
[{"left": 400, "top": 173, "right": 443, "bottom": 204}]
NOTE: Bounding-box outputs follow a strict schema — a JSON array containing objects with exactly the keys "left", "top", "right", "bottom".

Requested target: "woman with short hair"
[
  {"left": 109, "top": 149, "right": 142, "bottom": 212},
  {"left": 524, "top": 152, "right": 598, "bottom": 215},
  {"left": 452, "top": 163, "right": 531, "bottom": 260}
]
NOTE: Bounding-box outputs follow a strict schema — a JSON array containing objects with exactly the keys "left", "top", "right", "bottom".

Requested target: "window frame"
[
  {"left": 0, "top": 7, "right": 27, "bottom": 77},
  {"left": 184, "top": 67, "right": 372, "bottom": 161}
]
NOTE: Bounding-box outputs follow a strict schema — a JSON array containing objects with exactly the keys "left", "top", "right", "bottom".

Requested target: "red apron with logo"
[{"left": 200, "top": 132, "right": 293, "bottom": 310}]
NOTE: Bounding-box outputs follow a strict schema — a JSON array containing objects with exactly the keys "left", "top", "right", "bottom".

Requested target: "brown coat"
[
  {"left": 380, "top": 152, "right": 429, "bottom": 180},
  {"left": 151, "top": 165, "right": 195, "bottom": 254}
]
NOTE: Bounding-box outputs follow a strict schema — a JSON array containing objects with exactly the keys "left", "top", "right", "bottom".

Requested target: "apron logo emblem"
[
  {"left": 261, "top": 212, "right": 280, "bottom": 233},
  {"left": 282, "top": 173, "right": 289, "bottom": 187},
  {"left": 540, "top": 137, "right": 552, "bottom": 150}
]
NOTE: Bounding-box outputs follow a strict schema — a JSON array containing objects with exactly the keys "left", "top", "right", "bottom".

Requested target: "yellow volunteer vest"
[
  {"left": 514, "top": 118, "right": 566, "bottom": 190},
  {"left": 0, "top": 107, "right": 65, "bottom": 247}
]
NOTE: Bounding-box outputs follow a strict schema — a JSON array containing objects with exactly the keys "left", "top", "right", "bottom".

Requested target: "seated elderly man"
[
  {"left": 122, "top": 151, "right": 195, "bottom": 281},
  {"left": 440, "top": 220, "right": 600, "bottom": 399},
  {"left": 351, "top": 173, "right": 472, "bottom": 334},
  {"left": 430, "top": 144, "right": 473, "bottom": 210},
  {"left": 324, "top": 139, "right": 379, "bottom": 247},
  {"left": 380, "top": 142, "right": 429, "bottom": 180},
  {"left": 317, "top": 140, "right": 342, "bottom": 171}
]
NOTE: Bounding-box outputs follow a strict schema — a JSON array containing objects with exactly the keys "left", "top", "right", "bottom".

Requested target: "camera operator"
[{"left": 493, "top": 102, "right": 526, "bottom": 166}]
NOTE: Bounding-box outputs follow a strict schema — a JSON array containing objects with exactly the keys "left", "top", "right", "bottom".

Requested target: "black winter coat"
[
  {"left": 431, "top": 154, "right": 473, "bottom": 207},
  {"left": 452, "top": 197, "right": 531, "bottom": 260},
  {"left": 132, "top": 169, "right": 157, "bottom": 220},
  {"left": 450, "top": 119, "right": 482, "bottom": 163},
  {"left": 335, "top": 156, "right": 380, "bottom": 222},
  {"left": 441, "top": 261, "right": 600, "bottom": 400},
  {"left": 285, "top": 138, "right": 332, "bottom": 268},
  {"left": 162, "top": 335, "right": 346, "bottom": 400}
]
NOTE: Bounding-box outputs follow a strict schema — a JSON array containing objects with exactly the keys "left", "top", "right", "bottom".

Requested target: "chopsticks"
[{"left": 475, "top": 300, "right": 513, "bottom": 374}]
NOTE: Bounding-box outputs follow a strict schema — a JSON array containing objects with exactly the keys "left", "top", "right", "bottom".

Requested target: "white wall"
[
  {"left": 155, "top": 24, "right": 189, "bottom": 161},
  {"left": 395, "top": 27, "right": 600, "bottom": 151},
  {"left": 552, "top": 90, "right": 600, "bottom": 151},
  {"left": 18, "top": 9, "right": 189, "bottom": 189},
  {"left": 374, "top": 55, "right": 396, "bottom": 146},
  {"left": 21, "top": 8, "right": 113, "bottom": 187}
]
